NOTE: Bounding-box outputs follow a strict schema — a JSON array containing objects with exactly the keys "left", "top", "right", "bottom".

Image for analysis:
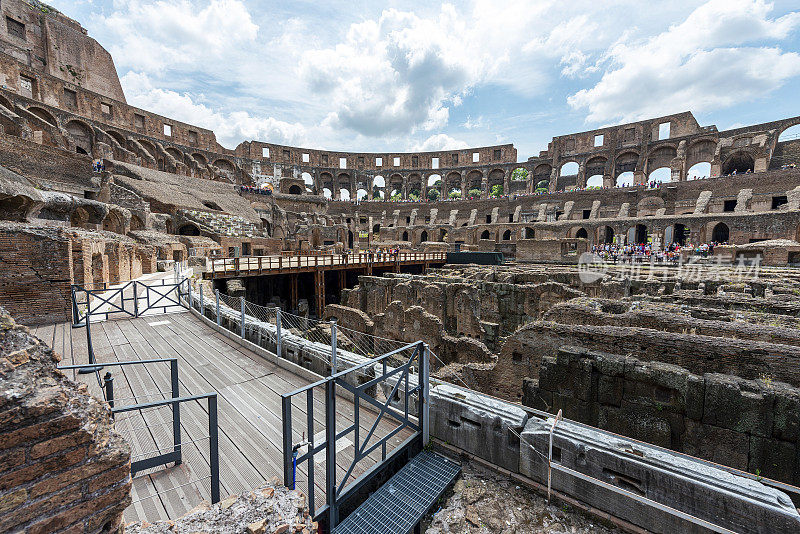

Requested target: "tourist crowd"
[{"left": 590, "top": 241, "right": 725, "bottom": 263}]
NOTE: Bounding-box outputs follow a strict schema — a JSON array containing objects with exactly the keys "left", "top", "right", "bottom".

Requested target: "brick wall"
[
  {"left": 0, "top": 222, "right": 73, "bottom": 325},
  {"left": 0, "top": 306, "right": 131, "bottom": 533}
]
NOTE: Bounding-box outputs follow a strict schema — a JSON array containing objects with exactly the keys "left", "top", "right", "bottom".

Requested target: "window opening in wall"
[
  {"left": 339, "top": 157, "right": 347, "bottom": 169},
  {"left": 322, "top": 154, "right": 329, "bottom": 165},
  {"left": 63, "top": 88, "right": 77, "bottom": 109},
  {"left": 6, "top": 17, "right": 24, "bottom": 40},
  {"left": 486, "top": 214, "right": 491, "bottom": 223},
  {"left": 452, "top": 153, "right": 458, "bottom": 165},
  {"left": 508, "top": 214, "right": 514, "bottom": 222},
  {"left": 19, "top": 75, "right": 33, "bottom": 99},
  {"left": 594, "top": 134, "right": 604, "bottom": 147},
  {"left": 658, "top": 122, "right": 670, "bottom": 140},
  {"left": 393, "top": 157, "right": 400, "bottom": 166},
  {"left": 134, "top": 113, "right": 145, "bottom": 129},
  {"left": 163, "top": 124, "right": 172, "bottom": 136},
  {"left": 412, "top": 155, "right": 419, "bottom": 167},
  {"left": 376, "top": 157, "right": 382, "bottom": 166},
  {"left": 494, "top": 149, "right": 501, "bottom": 160},
  {"left": 357, "top": 155, "right": 364, "bottom": 166},
  {"left": 283, "top": 149, "right": 291, "bottom": 160},
  {"left": 406, "top": 216, "right": 411, "bottom": 223},
  {"left": 772, "top": 196, "right": 788, "bottom": 210},
  {"left": 188, "top": 130, "right": 198, "bottom": 144},
  {"left": 101, "top": 103, "right": 112, "bottom": 116},
  {"left": 262, "top": 147, "right": 270, "bottom": 158},
  {"left": 583, "top": 209, "right": 591, "bottom": 219},
  {"left": 431, "top": 157, "right": 439, "bottom": 169},
  {"left": 303, "top": 153, "right": 310, "bottom": 163},
  {"left": 723, "top": 200, "right": 737, "bottom": 212},
  {"left": 472, "top": 152, "right": 479, "bottom": 163}
]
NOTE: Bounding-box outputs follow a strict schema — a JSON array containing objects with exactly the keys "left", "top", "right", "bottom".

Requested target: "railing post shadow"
[
  {"left": 209, "top": 394, "right": 220, "bottom": 504},
  {"left": 133, "top": 281, "right": 139, "bottom": 318},
  {"left": 276, "top": 307, "right": 282, "bottom": 358},
  {"left": 215, "top": 289, "right": 221, "bottom": 326},
  {"left": 240, "top": 298, "right": 246, "bottom": 339},
  {"left": 171, "top": 359, "right": 182, "bottom": 466},
  {"left": 200, "top": 285, "right": 204, "bottom": 317},
  {"left": 282, "top": 395, "right": 293, "bottom": 488},
  {"left": 420, "top": 342, "right": 430, "bottom": 447}
]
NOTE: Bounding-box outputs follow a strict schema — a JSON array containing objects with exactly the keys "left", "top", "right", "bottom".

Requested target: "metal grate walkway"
[{"left": 334, "top": 451, "right": 461, "bottom": 534}]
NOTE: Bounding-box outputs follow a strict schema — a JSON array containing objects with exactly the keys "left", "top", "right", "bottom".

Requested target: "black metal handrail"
[
  {"left": 281, "top": 341, "right": 429, "bottom": 530},
  {"left": 71, "top": 278, "right": 189, "bottom": 327},
  {"left": 58, "top": 358, "right": 221, "bottom": 504}
]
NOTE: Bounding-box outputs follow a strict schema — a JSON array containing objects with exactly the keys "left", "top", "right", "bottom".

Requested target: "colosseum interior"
[{"left": 2, "top": 1, "right": 800, "bottom": 533}]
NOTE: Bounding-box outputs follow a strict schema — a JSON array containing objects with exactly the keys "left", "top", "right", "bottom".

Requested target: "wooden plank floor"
[{"left": 37, "top": 311, "right": 414, "bottom": 523}]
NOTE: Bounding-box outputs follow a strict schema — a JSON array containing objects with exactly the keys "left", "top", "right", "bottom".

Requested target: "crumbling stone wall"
[
  {"left": 0, "top": 305, "right": 131, "bottom": 532},
  {"left": 522, "top": 346, "right": 800, "bottom": 485}
]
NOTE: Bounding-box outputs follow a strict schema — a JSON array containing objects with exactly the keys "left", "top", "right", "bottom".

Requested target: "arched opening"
[
  {"left": 178, "top": 224, "right": 200, "bottom": 236},
  {"left": 711, "top": 222, "right": 729, "bottom": 244},
  {"left": 65, "top": 120, "right": 92, "bottom": 155},
  {"left": 339, "top": 188, "right": 351, "bottom": 201},
  {"left": 102, "top": 211, "right": 124, "bottom": 234},
  {"left": 356, "top": 188, "right": 368, "bottom": 201},
  {"left": 511, "top": 167, "right": 528, "bottom": 181},
  {"left": 439, "top": 229, "right": 447, "bottom": 241},
  {"left": 673, "top": 223, "right": 688, "bottom": 245},
  {"left": 130, "top": 214, "right": 145, "bottom": 231},
  {"left": 616, "top": 171, "right": 634, "bottom": 187},
  {"left": 447, "top": 186, "right": 461, "bottom": 199},
  {"left": 302, "top": 172, "right": 314, "bottom": 186},
  {"left": 778, "top": 124, "right": 800, "bottom": 142},
  {"left": 648, "top": 167, "right": 671, "bottom": 186},
  {"left": 27, "top": 106, "right": 57, "bottom": 127},
  {"left": 480, "top": 230, "right": 491, "bottom": 240},
  {"left": 389, "top": 187, "right": 402, "bottom": 201},
  {"left": 586, "top": 175, "right": 603, "bottom": 188},
  {"left": 601, "top": 226, "right": 614, "bottom": 244},
  {"left": 575, "top": 227, "right": 588, "bottom": 239},
  {"left": 502, "top": 229, "right": 511, "bottom": 240},
  {"left": 524, "top": 227, "right": 535, "bottom": 239},
  {"left": 687, "top": 162, "right": 711, "bottom": 180},
  {"left": 70, "top": 207, "right": 89, "bottom": 228},
  {"left": 634, "top": 224, "right": 648, "bottom": 244},
  {"left": 722, "top": 152, "right": 754, "bottom": 175},
  {"left": 214, "top": 159, "right": 235, "bottom": 178},
  {"left": 427, "top": 174, "right": 441, "bottom": 187},
  {"left": 191, "top": 152, "right": 207, "bottom": 166},
  {"left": 373, "top": 224, "right": 380, "bottom": 234},
  {"left": 402, "top": 231, "right": 409, "bottom": 241},
  {"left": 420, "top": 230, "right": 428, "bottom": 243},
  {"left": 560, "top": 161, "right": 579, "bottom": 176},
  {"left": 288, "top": 184, "right": 302, "bottom": 195},
  {"left": 322, "top": 188, "right": 332, "bottom": 199},
  {"left": 348, "top": 230, "right": 354, "bottom": 249},
  {"left": 373, "top": 175, "right": 385, "bottom": 199}
]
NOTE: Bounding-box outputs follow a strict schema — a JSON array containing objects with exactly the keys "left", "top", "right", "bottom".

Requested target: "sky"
[{"left": 49, "top": 0, "right": 800, "bottom": 160}]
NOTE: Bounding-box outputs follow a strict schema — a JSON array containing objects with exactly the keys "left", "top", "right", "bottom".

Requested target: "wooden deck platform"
[{"left": 35, "top": 311, "right": 413, "bottom": 523}]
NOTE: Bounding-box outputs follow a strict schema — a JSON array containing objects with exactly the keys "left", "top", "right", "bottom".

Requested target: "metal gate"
[
  {"left": 281, "top": 341, "right": 429, "bottom": 530},
  {"left": 71, "top": 278, "right": 189, "bottom": 326}
]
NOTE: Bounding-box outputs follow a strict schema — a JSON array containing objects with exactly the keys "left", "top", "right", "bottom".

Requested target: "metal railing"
[
  {"left": 280, "top": 341, "right": 429, "bottom": 530},
  {"left": 57, "top": 358, "right": 221, "bottom": 504},
  {"left": 71, "top": 278, "right": 189, "bottom": 326},
  {"left": 207, "top": 251, "right": 447, "bottom": 277}
]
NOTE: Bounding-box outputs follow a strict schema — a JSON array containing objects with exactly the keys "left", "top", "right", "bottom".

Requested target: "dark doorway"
[{"left": 711, "top": 222, "right": 729, "bottom": 243}]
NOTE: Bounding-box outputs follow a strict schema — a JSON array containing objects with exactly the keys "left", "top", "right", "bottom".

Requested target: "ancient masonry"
[{"left": 2, "top": 0, "right": 800, "bottom": 531}]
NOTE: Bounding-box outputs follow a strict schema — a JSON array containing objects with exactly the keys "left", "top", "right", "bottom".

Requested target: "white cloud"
[
  {"left": 410, "top": 133, "right": 469, "bottom": 152},
  {"left": 121, "top": 72, "right": 307, "bottom": 149},
  {"left": 100, "top": 0, "right": 259, "bottom": 73},
  {"left": 568, "top": 0, "right": 800, "bottom": 122}
]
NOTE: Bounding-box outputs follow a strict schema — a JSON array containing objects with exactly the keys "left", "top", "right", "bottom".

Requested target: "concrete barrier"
[{"left": 520, "top": 416, "right": 800, "bottom": 534}]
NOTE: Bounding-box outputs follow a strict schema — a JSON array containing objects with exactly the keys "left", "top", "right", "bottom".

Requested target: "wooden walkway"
[{"left": 34, "top": 311, "right": 413, "bottom": 523}]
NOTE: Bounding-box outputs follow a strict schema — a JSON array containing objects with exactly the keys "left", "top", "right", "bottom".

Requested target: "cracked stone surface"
[{"left": 424, "top": 458, "right": 623, "bottom": 534}]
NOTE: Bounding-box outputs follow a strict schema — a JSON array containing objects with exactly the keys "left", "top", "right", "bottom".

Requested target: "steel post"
[
  {"left": 421, "top": 342, "right": 430, "bottom": 447},
  {"left": 325, "top": 378, "right": 338, "bottom": 528},
  {"left": 276, "top": 307, "right": 282, "bottom": 357},
  {"left": 200, "top": 285, "right": 204, "bottom": 316},
  {"left": 103, "top": 372, "right": 114, "bottom": 412},
  {"left": 215, "top": 290, "right": 221, "bottom": 326},
  {"left": 331, "top": 318, "right": 337, "bottom": 375},
  {"left": 240, "top": 298, "right": 246, "bottom": 339}
]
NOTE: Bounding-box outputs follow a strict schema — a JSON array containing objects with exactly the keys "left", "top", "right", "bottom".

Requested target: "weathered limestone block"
[
  {"left": 520, "top": 417, "right": 800, "bottom": 534},
  {"left": 702, "top": 373, "right": 773, "bottom": 438},
  {"left": 430, "top": 384, "right": 527, "bottom": 471}
]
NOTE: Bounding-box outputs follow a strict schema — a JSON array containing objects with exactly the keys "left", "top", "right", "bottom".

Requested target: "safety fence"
[{"left": 185, "top": 284, "right": 800, "bottom": 533}]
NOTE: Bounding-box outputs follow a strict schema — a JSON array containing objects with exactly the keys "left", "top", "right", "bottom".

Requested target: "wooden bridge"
[{"left": 203, "top": 252, "right": 447, "bottom": 317}]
